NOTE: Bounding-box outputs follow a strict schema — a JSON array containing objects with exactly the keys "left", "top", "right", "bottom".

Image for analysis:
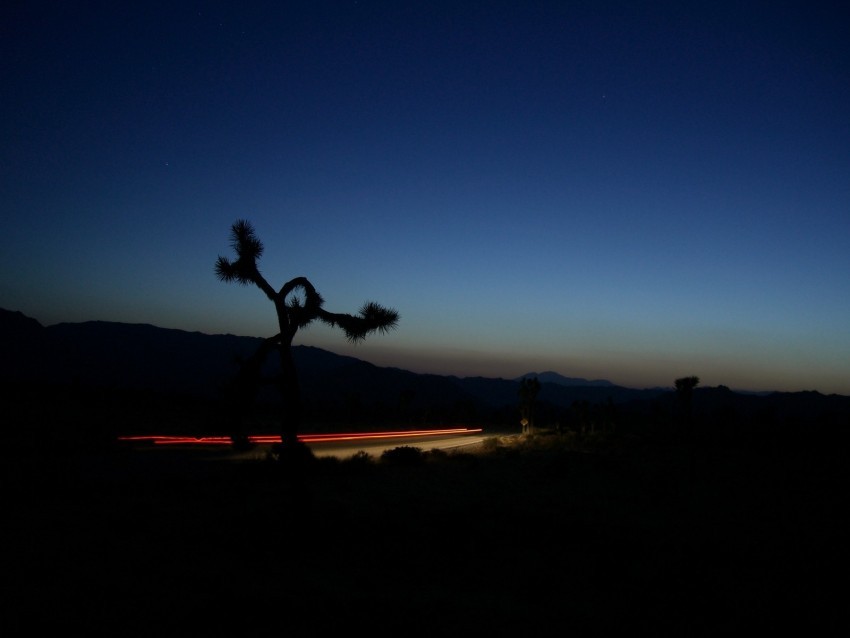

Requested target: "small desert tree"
[
  {"left": 215, "top": 219, "right": 399, "bottom": 449},
  {"left": 674, "top": 375, "right": 700, "bottom": 438},
  {"left": 519, "top": 376, "right": 541, "bottom": 435}
]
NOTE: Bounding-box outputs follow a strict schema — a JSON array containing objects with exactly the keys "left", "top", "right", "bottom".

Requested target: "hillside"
[
  {"left": 4, "top": 313, "right": 847, "bottom": 634},
  {"left": 3, "top": 308, "right": 848, "bottom": 443}
]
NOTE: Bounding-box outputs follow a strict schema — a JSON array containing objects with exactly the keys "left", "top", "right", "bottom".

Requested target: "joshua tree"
[
  {"left": 221, "top": 333, "right": 280, "bottom": 450},
  {"left": 675, "top": 375, "right": 699, "bottom": 405},
  {"left": 518, "top": 376, "right": 541, "bottom": 435},
  {"left": 674, "top": 375, "right": 700, "bottom": 438},
  {"left": 675, "top": 375, "right": 701, "bottom": 485},
  {"left": 215, "top": 219, "right": 399, "bottom": 450}
]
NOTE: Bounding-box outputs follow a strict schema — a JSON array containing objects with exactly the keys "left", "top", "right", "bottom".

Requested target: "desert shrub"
[
  {"left": 349, "top": 450, "right": 373, "bottom": 464},
  {"left": 480, "top": 436, "right": 501, "bottom": 453},
  {"left": 424, "top": 447, "right": 448, "bottom": 462},
  {"left": 380, "top": 445, "right": 425, "bottom": 466},
  {"left": 343, "top": 450, "right": 376, "bottom": 473},
  {"left": 444, "top": 451, "right": 479, "bottom": 469}
]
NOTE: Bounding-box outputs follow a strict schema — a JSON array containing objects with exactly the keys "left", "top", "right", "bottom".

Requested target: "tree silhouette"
[
  {"left": 519, "top": 376, "right": 541, "bottom": 435},
  {"left": 675, "top": 375, "right": 699, "bottom": 403},
  {"left": 221, "top": 333, "right": 279, "bottom": 450},
  {"left": 215, "top": 219, "right": 399, "bottom": 449},
  {"left": 674, "top": 375, "right": 700, "bottom": 439}
]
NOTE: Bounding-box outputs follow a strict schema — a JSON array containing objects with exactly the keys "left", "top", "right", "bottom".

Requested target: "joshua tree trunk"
[
  {"left": 274, "top": 296, "right": 304, "bottom": 447},
  {"left": 226, "top": 334, "right": 280, "bottom": 448},
  {"left": 276, "top": 339, "right": 301, "bottom": 447}
]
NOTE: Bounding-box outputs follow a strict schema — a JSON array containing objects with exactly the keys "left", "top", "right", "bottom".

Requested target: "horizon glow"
[{"left": 2, "top": 3, "right": 848, "bottom": 396}]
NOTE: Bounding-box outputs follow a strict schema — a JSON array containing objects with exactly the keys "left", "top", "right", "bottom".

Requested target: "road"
[
  {"left": 117, "top": 429, "right": 490, "bottom": 464},
  {"left": 306, "top": 431, "right": 489, "bottom": 459}
]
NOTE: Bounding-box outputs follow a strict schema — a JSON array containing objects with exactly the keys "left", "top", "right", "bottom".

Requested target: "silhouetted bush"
[
  {"left": 380, "top": 445, "right": 425, "bottom": 466},
  {"left": 424, "top": 447, "right": 448, "bottom": 461},
  {"left": 349, "top": 450, "right": 374, "bottom": 465},
  {"left": 480, "top": 436, "right": 501, "bottom": 453},
  {"left": 341, "top": 450, "right": 377, "bottom": 475}
]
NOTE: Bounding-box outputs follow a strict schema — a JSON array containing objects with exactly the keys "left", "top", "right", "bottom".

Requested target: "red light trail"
[{"left": 117, "top": 427, "right": 483, "bottom": 446}]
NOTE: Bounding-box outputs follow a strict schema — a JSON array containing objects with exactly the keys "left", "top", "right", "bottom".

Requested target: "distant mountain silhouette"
[
  {"left": 0, "top": 309, "right": 635, "bottom": 409},
  {"left": 0, "top": 309, "right": 512, "bottom": 431},
  {"left": 3, "top": 308, "right": 849, "bottom": 440},
  {"left": 517, "top": 371, "right": 615, "bottom": 387}
]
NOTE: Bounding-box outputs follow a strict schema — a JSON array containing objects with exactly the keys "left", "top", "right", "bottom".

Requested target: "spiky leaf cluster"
[
  {"left": 214, "top": 219, "right": 265, "bottom": 286},
  {"left": 319, "top": 301, "right": 400, "bottom": 343}
]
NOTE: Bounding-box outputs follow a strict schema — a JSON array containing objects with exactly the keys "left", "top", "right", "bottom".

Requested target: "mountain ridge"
[
  {"left": 0, "top": 308, "right": 628, "bottom": 395},
  {"left": 517, "top": 370, "right": 615, "bottom": 387},
  {"left": 3, "top": 309, "right": 849, "bottom": 439}
]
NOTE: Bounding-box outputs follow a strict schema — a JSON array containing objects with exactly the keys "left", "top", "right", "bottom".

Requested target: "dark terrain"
[
  {"left": 3, "top": 309, "right": 848, "bottom": 634},
  {"left": 9, "top": 431, "right": 846, "bottom": 635}
]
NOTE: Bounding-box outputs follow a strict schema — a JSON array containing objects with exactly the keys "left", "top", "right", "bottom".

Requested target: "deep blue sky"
[{"left": 2, "top": 1, "right": 849, "bottom": 394}]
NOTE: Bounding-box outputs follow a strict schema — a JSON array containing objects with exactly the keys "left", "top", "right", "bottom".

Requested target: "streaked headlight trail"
[{"left": 117, "top": 427, "right": 483, "bottom": 446}]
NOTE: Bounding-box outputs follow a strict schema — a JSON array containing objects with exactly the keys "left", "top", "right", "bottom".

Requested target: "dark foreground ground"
[{"left": 8, "top": 430, "right": 847, "bottom": 636}]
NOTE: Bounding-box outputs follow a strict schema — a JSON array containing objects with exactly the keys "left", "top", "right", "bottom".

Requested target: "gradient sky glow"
[{"left": 2, "top": 2, "right": 849, "bottom": 394}]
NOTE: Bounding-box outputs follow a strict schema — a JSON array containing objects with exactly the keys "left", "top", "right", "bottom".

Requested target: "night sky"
[{"left": 2, "top": 2, "right": 848, "bottom": 394}]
